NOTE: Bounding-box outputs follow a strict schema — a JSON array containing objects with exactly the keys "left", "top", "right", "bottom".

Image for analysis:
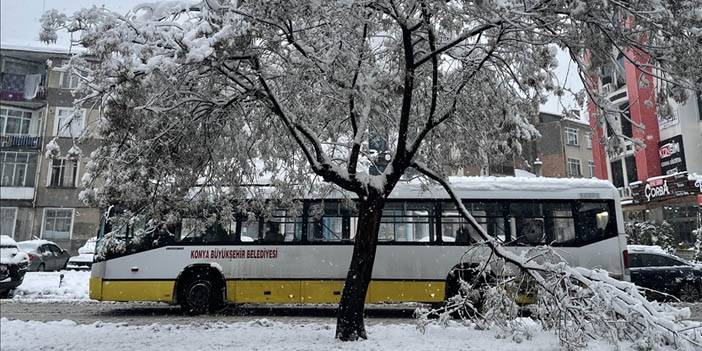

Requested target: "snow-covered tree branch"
[{"left": 40, "top": 0, "right": 702, "bottom": 343}]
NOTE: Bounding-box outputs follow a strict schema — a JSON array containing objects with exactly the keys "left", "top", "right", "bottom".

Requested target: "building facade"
[
  {"left": 1, "top": 45, "right": 101, "bottom": 254},
  {"left": 587, "top": 49, "right": 702, "bottom": 245},
  {"left": 518, "top": 111, "right": 595, "bottom": 179}
]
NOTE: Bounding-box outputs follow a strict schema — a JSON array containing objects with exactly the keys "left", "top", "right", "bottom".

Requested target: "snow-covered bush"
[
  {"left": 692, "top": 228, "right": 702, "bottom": 263},
  {"left": 626, "top": 221, "right": 676, "bottom": 254},
  {"left": 416, "top": 244, "right": 702, "bottom": 350}
]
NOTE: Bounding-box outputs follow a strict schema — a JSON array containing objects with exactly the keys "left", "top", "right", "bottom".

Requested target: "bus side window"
[
  {"left": 306, "top": 202, "right": 349, "bottom": 242},
  {"left": 264, "top": 210, "right": 302, "bottom": 243},
  {"left": 240, "top": 219, "right": 259, "bottom": 242},
  {"left": 509, "top": 202, "right": 546, "bottom": 246},
  {"left": 574, "top": 201, "right": 615, "bottom": 244},
  {"left": 544, "top": 203, "right": 576, "bottom": 245}
]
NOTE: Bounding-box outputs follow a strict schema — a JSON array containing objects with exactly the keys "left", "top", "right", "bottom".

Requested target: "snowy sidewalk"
[
  {"left": 12, "top": 271, "right": 90, "bottom": 301},
  {"left": 0, "top": 317, "right": 634, "bottom": 351}
]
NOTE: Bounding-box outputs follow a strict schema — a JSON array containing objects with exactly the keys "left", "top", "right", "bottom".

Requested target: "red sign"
[
  {"left": 190, "top": 248, "right": 278, "bottom": 260},
  {"left": 658, "top": 141, "right": 680, "bottom": 158},
  {"left": 697, "top": 194, "right": 702, "bottom": 206},
  {"left": 649, "top": 178, "right": 664, "bottom": 187}
]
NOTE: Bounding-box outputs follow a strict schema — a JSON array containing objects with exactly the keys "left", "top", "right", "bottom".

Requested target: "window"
[
  {"left": 0, "top": 207, "right": 17, "bottom": 237},
  {"left": 508, "top": 202, "right": 576, "bottom": 246},
  {"left": 567, "top": 158, "right": 581, "bottom": 177},
  {"left": 1, "top": 151, "right": 35, "bottom": 186},
  {"left": 308, "top": 202, "right": 355, "bottom": 242},
  {"left": 619, "top": 103, "right": 633, "bottom": 138},
  {"left": 625, "top": 155, "right": 638, "bottom": 184},
  {"left": 573, "top": 201, "right": 615, "bottom": 244},
  {"left": 586, "top": 132, "right": 592, "bottom": 149},
  {"left": 59, "top": 70, "right": 82, "bottom": 90},
  {"left": 42, "top": 208, "right": 74, "bottom": 240},
  {"left": 0, "top": 108, "right": 33, "bottom": 136},
  {"left": 631, "top": 254, "right": 687, "bottom": 268},
  {"left": 55, "top": 108, "right": 85, "bottom": 137},
  {"left": 264, "top": 210, "right": 303, "bottom": 243},
  {"left": 48, "top": 158, "right": 78, "bottom": 187},
  {"left": 565, "top": 127, "right": 578, "bottom": 145},
  {"left": 377, "top": 202, "right": 433, "bottom": 242},
  {"left": 177, "top": 216, "right": 236, "bottom": 243},
  {"left": 588, "top": 161, "right": 596, "bottom": 178},
  {"left": 610, "top": 159, "right": 624, "bottom": 188},
  {"left": 442, "top": 201, "right": 507, "bottom": 243}
]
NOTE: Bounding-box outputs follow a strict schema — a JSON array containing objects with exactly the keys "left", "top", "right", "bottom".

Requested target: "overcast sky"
[{"left": 0, "top": 0, "right": 584, "bottom": 115}]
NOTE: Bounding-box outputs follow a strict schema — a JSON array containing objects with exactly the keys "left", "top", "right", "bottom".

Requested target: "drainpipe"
[{"left": 30, "top": 81, "right": 50, "bottom": 238}]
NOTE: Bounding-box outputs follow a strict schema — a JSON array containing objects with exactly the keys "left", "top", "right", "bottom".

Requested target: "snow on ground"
[
  {"left": 12, "top": 271, "right": 90, "bottom": 301},
  {"left": 0, "top": 317, "right": 634, "bottom": 351}
]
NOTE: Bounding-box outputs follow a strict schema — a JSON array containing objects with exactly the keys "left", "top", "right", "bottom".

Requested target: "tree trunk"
[{"left": 335, "top": 191, "right": 385, "bottom": 341}]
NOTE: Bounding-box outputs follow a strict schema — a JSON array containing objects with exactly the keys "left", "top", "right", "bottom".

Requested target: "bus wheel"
[
  {"left": 177, "top": 267, "right": 226, "bottom": 315},
  {"left": 181, "top": 272, "right": 213, "bottom": 315}
]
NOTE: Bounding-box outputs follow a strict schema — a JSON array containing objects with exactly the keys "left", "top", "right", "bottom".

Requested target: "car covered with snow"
[
  {"left": 628, "top": 245, "right": 702, "bottom": 302},
  {"left": 17, "top": 240, "right": 71, "bottom": 272},
  {"left": 67, "top": 237, "right": 97, "bottom": 270},
  {"left": 0, "top": 235, "right": 29, "bottom": 298}
]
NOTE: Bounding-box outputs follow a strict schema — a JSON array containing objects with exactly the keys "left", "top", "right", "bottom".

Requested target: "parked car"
[
  {"left": 628, "top": 245, "right": 702, "bottom": 302},
  {"left": 0, "top": 235, "right": 29, "bottom": 298},
  {"left": 17, "top": 240, "right": 71, "bottom": 272},
  {"left": 67, "top": 237, "right": 97, "bottom": 270}
]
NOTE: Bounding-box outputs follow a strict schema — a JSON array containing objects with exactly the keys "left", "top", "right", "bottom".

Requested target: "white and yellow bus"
[{"left": 89, "top": 177, "right": 629, "bottom": 313}]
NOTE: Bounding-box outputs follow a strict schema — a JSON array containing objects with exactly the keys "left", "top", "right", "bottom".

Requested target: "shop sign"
[
  {"left": 630, "top": 172, "right": 700, "bottom": 204},
  {"left": 658, "top": 135, "right": 687, "bottom": 175},
  {"left": 644, "top": 179, "right": 669, "bottom": 201}
]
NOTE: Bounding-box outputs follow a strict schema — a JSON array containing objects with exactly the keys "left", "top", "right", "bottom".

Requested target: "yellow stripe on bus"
[
  {"left": 100, "top": 280, "right": 175, "bottom": 302},
  {"left": 89, "top": 277, "right": 103, "bottom": 300},
  {"left": 93, "top": 279, "right": 445, "bottom": 304},
  {"left": 227, "top": 280, "right": 445, "bottom": 304}
]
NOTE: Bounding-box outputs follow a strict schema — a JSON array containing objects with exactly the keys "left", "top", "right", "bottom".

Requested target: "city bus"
[{"left": 89, "top": 176, "right": 629, "bottom": 313}]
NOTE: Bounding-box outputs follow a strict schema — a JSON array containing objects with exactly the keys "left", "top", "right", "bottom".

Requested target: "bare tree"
[{"left": 41, "top": 0, "right": 701, "bottom": 341}]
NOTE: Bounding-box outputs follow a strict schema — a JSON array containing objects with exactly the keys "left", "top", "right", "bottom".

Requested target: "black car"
[
  {"left": 0, "top": 235, "right": 29, "bottom": 298},
  {"left": 628, "top": 245, "right": 702, "bottom": 302}
]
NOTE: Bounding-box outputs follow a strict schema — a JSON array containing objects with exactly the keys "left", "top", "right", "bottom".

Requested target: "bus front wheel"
[
  {"left": 177, "top": 267, "right": 226, "bottom": 315},
  {"left": 180, "top": 271, "right": 214, "bottom": 315}
]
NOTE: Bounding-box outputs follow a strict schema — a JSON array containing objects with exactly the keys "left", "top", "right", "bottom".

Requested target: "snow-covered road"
[
  {"left": 1, "top": 271, "right": 700, "bottom": 350},
  {"left": 1, "top": 317, "right": 637, "bottom": 351}
]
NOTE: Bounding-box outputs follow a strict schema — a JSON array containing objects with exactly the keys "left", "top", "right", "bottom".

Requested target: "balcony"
[
  {"left": 618, "top": 186, "right": 632, "bottom": 199},
  {"left": 606, "top": 86, "right": 628, "bottom": 104},
  {"left": 0, "top": 73, "right": 46, "bottom": 102},
  {"left": 0, "top": 186, "right": 34, "bottom": 200},
  {"left": 0, "top": 135, "right": 42, "bottom": 149}
]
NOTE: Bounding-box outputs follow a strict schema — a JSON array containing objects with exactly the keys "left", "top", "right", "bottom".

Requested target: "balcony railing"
[
  {"left": 617, "top": 186, "right": 632, "bottom": 199},
  {"left": 0, "top": 135, "right": 42, "bottom": 149}
]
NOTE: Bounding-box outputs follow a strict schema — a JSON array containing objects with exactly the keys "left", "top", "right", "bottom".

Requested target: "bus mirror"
[{"left": 596, "top": 211, "right": 609, "bottom": 230}]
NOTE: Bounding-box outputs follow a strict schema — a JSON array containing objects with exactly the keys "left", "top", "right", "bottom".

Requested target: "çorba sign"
[
  {"left": 631, "top": 172, "right": 701, "bottom": 205},
  {"left": 644, "top": 178, "right": 670, "bottom": 201}
]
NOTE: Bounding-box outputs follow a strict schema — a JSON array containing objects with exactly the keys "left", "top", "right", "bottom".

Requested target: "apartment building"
[
  {"left": 0, "top": 45, "right": 100, "bottom": 254},
  {"left": 518, "top": 111, "right": 595, "bottom": 179},
  {"left": 587, "top": 50, "right": 702, "bottom": 244}
]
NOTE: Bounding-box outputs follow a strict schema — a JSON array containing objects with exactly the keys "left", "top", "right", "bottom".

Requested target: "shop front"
[{"left": 625, "top": 172, "right": 702, "bottom": 246}]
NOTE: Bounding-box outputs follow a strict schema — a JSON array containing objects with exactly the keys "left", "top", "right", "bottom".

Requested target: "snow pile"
[
  {"left": 12, "top": 271, "right": 90, "bottom": 301},
  {"left": 0, "top": 235, "right": 28, "bottom": 264},
  {"left": 0, "top": 318, "right": 630, "bottom": 351}
]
